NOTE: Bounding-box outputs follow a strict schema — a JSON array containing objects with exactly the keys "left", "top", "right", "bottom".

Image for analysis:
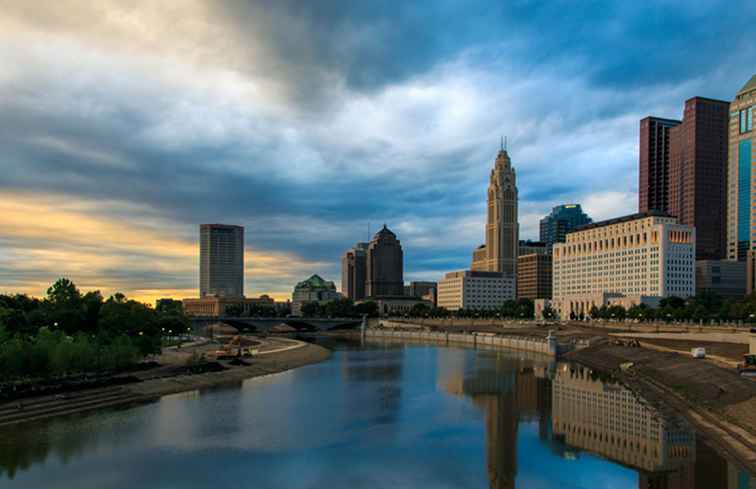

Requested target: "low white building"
[
  {"left": 437, "top": 270, "right": 515, "bottom": 311},
  {"left": 551, "top": 212, "right": 695, "bottom": 319}
]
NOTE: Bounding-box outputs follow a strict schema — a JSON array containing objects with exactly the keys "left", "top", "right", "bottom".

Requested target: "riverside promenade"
[{"left": 0, "top": 337, "right": 330, "bottom": 427}]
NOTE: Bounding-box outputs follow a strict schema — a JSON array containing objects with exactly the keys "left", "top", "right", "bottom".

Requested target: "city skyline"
[{"left": 1, "top": 2, "right": 755, "bottom": 303}]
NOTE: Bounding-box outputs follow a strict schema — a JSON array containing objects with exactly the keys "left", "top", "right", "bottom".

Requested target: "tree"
[
  {"left": 45, "top": 278, "right": 84, "bottom": 335},
  {"left": 99, "top": 294, "right": 161, "bottom": 355},
  {"left": 355, "top": 301, "right": 378, "bottom": 317},
  {"left": 541, "top": 305, "right": 556, "bottom": 320},
  {"left": 156, "top": 298, "right": 183, "bottom": 316},
  {"left": 301, "top": 301, "right": 322, "bottom": 317},
  {"left": 606, "top": 305, "right": 626, "bottom": 321},
  {"left": 589, "top": 306, "right": 600, "bottom": 320},
  {"left": 410, "top": 303, "right": 431, "bottom": 317}
]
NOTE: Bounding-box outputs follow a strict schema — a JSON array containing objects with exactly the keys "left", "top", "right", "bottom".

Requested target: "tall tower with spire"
[{"left": 472, "top": 143, "right": 519, "bottom": 277}]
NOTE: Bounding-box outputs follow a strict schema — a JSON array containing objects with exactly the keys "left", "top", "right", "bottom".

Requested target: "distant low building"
[
  {"left": 292, "top": 274, "right": 341, "bottom": 316},
  {"left": 696, "top": 260, "right": 746, "bottom": 299},
  {"left": 363, "top": 296, "right": 431, "bottom": 316},
  {"left": 437, "top": 270, "right": 515, "bottom": 311},
  {"left": 183, "top": 295, "right": 275, "bottom": 317},
  {"left": 406, "top": 281, "right": 436, "bottom": 298}
]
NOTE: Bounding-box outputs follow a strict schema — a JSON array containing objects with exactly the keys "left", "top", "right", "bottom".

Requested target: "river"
[{"left": 0, "top": 338, "right": 752, "bottom": 488}]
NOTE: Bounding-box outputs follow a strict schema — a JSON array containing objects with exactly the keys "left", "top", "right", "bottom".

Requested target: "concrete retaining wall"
[{"left": 364, "top": 329, "right": 565, "bottom": 357}]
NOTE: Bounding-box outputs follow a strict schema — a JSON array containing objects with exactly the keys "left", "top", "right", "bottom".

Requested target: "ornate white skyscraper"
[{"left": 472, "top": 143, "right": 519, "bottom": 277}]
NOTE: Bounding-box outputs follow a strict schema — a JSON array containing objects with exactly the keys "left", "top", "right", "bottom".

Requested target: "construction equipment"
[
  {"left": 738, "top": 354, "right": 756, "bottom": 377},
  {"left": 207, "top": 336, "right": 257, "bottom": 361}
]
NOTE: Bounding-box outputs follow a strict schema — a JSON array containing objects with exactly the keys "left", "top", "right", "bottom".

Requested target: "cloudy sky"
[{"left": 1, "top": 1, "right": 754, "bottom": 303}]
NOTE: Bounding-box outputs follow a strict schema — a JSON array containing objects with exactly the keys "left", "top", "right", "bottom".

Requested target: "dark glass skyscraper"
[
  {"left": 639, "top": 117, "right": 681, "bottom": 213},
  {"left": 199, "top": 224, "right": 244, "bottom": 298},
  {"left": 539, "top": 204, "right": 592, "bottom": 247}
]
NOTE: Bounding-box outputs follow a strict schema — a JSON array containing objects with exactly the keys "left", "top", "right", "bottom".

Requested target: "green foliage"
[
  {"left": 410, "top": 302, "right": 431, "bottom": 317},
  {"left": 0, "top": 278, "right": 192, "bottom": 381}
]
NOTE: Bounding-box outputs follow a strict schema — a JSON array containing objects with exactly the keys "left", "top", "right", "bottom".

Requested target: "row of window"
[{"left": 739, "top": 106, "right": 753, "bottom": 134}]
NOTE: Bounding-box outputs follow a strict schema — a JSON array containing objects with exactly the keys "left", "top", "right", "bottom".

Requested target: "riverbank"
[
  {"left": 0, "top": 339, "right": 331, "bottom": 427},
  {"left": 566, "top": 343, "right": 756, "bottom": 475}
]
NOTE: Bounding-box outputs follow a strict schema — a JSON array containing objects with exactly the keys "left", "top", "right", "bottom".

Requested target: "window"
[{"left": 741, "top": 107, "right": 753, "bottom": 133}]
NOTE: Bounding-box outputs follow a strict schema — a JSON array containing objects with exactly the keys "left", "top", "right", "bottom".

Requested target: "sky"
[{"left": 1, "top": 1, "right": 755, "bottom": 303}]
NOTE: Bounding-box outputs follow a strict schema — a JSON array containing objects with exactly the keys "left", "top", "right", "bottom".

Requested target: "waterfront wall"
[{"left": 364, "top": 328, "right": 569, "bottom": 357}]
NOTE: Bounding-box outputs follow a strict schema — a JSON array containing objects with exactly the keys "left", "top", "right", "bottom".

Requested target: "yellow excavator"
[{"left": 209, "top": 336, "right": 258, "bottom": 360}]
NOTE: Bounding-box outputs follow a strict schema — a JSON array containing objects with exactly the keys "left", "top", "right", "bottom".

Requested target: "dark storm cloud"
[
  {"left": 213, "top": 0, "right": 756, "bottom": 100},
  {"left": 1, "top": 0, "right": 754, "bottom": 297}
]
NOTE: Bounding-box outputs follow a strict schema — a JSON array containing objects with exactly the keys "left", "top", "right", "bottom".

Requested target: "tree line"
[
  {"left": 296, "top": 298, "right": 535, "bottom": 319},
  {"left": 0, "top": 278, "right": 190, "bottom": 381},
  {"left": 552, "top": 292, "right": 756, "bottom": 322}
]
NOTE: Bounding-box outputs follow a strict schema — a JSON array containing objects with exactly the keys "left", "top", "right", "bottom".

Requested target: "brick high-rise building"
[
  {"left": 516, "top": 253, "right": 552, "bottom": 300},
  {"left": 668, "top": 97, "right": 729, "bottom": 260},
  {"left": 341, "top": 242, "right": 368, "bottom": 300},
  {"left": 366, "top": 225, "right": 404, "bottom": 297},
  {"left": 639, "top": 117, "right": 681, "bottom": 213},
  {"left": 199, "top": 224, "right": 244, "bottom": 298}
]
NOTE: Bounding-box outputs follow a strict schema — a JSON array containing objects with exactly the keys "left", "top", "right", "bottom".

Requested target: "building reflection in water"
[
  {"left": 551, "top": 363, "right": 754, "bottom": 489},
  {"left": 438, "top": 349, "right": 553, "bottom": 489}
]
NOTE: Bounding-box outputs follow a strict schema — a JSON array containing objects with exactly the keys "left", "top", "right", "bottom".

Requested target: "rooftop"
[
  {"left": 738, "top": 74, "right": 756, "bottom": 95},
  {"left": 569, "top": 210, "right": 674, "bottom": 233},
  {"left": 294, "top": 274, "right": 336, "bottom": 290}
]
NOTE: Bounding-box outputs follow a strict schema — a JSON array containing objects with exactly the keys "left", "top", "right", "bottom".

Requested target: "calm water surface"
[{"left": 0, "top": 339, "right": 752, "bottom": 488}]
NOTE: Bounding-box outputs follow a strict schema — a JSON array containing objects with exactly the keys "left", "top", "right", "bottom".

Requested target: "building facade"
[
  {"left": 291, "top": 274, "right": 341, "bottom": 316},
  {"left": 341, "top": 242, "right": 368, "bottom": 300},
  {"left": 695, "top": 260, "right": 746, "bottom": 299},
  {"left": 472, "top": 146, "right": 519, "bottom": 278},
  {"left": 639, "top": 117, "right": 681, "bottom": 214},
  {"left": 437, "top": 270, "right": 516, "bottom": 311},
  {"left": 366, "top": 225, "right": 404, "bottom": 297},
  {"left": 668, "top": 97, "right": 729, "bottom": 260},
  {"left": 518, "top": 240, "right": 549, "bottom": 256},
  {"left": 199, "top": 224, "right": 244, "bottom": 298},
  {"left": 552, "top": 212, "right": 695, "bottom": 318},
  {"left": 367, "top": 296, "right": 432, "bottom": 316},
  {"left": 539, "top": 204, "right": 592, "bottom": 247},
  {"left": 517, "top": 253, "right": 552, "bottom": 300},
  {"left": 406, "top": 281, "right": 437, "bottom": 299},
  {"left": 727, "top": 75, "right": 756, "bottom": 263},
  {"left": 183, "top": 295, "right": 276, "bottom": 317}
]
